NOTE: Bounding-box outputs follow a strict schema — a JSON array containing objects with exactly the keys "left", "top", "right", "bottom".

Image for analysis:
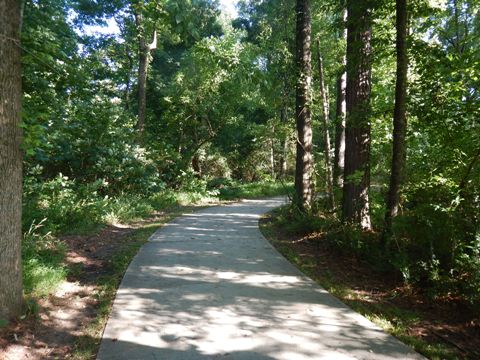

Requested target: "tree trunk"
[
  {"left": 334, "top": 71, "right": 346, "bottom": 187},
  {"left": 384, "top": 0, "right": 408, "bottom": 236},
  {"left": 124, "top": 45, "right": 133, "bottom": 111},
  {"left": 342, "top": 1, "right": 373, "bottom": 230},
  {"left": 278, "top": 0, "right": 292, "bottom": 181},
  {"left": 136, "top": 10, "right": 147, "bottom": 136},
  {"left": 294, "top": 0, "right": 313, "bottom": 210},
  {"left": 334, "top": 9, "right": 347, "bottom": 188},
  {"left": 134, "top": 6, "right": 156, "bottom": 138},
  {"left": 0, "top": 0, "right": 23, "bottom": 320},
  {"left": 316, "top": 39, "right": 335, "bottom": 209},
  {"left": 279, "top": 106, "right": 288, "bottom": 179},
  {"left": 270, "top": 136, "right": 275, "bottom": 180}
]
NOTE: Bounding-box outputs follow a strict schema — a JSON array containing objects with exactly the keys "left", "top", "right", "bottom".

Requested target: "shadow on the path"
[{"left": 98, "top": 199, "right": 422, "bottom": 359}]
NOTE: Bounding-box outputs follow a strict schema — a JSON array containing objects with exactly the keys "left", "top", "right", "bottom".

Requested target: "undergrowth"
[
  {"left": 260, "top": 207, "right": 465, "bottom": 360},
  {"left": 268, "top": 203, "right": 480, "bottom": 308}
]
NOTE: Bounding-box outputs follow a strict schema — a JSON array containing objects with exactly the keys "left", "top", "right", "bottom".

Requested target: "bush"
[
  {"left": 387, "top": 176, "right": 480, "bottom": 304},
  {"left": 23, "top": 175, "right": 107, "bottom": 233}
]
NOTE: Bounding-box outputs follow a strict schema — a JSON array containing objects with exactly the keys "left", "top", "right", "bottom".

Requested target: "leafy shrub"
[{"left": 23, "top": 174, "right": 108, "bottom": 233}]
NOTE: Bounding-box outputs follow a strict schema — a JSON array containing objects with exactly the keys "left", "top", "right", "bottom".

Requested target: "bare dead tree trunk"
[
  {"left": 334, "top": 9, "right": 347, "bottom": 188},
  {"left": 342, "top": 1, "right": 373, "bottom": 230},
  {"left": 294, "top": 0, "right": 313, "bottom": 210},
  {"left": 0, "top": 0, "right": 23, "bottom": 320},
  {"left": 384, "top": 0, "right": 408, "bottom": 237},
  {"left": 316, "top": 39, "right": 335, "bottom": 209}
]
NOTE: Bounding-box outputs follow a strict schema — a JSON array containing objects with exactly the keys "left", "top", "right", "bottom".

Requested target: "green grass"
[
  {"left": 259, "top": 210, "right": 463, "bottom": 360},
  {"left": 23, "top": 258, "right": 68, "bottom": 297},
  {"left": 22, "top": 220, "right": 68, "bottom": 298}
]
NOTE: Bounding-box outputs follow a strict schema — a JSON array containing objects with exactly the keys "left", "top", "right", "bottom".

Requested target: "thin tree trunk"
[
  {"left": 0, "top": 0, "right": 23, "bottom": 320},
  {"left": 316, "top": 39, "right": 335, "bottom": 209},
  {"left": 270, "top": 139, "right": 275, "bottom": 179},
  {"left": 124, "top": 45, "right": 133, "bottom": 111},
  {"left": 334, "top": 71, "right": 346, "bottom": 187},
  {"left": 294, "top": 0, "right": 313, "bottom": 210},
  {"left": 134, "top": 7, "right": 156, "bottom": 138},
  {"left": 342, "top": 1, "right": 373, "bottom": 230},
  {"left": 270, "top": 125, "right": 276, "bottom": 179},
  {"left": 278, "top": 0, "right": 291, "bottom": 180},
  {"left": 136, "top": 10, "right": 147, "bottom": 136},
  {"left": 334, "top": 9, "right": 347, "bottom": 188},
  {"left": 279, "top": 106, "right": 288, "bottom": 179},
  {"left": 384, "top": 0, "right": 408, "bottom": 237},
  {"left": 453, "top": 0, "right": 461, "bottom": 53}
]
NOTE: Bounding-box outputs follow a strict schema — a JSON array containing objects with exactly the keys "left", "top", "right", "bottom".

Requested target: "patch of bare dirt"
[{"left": 260, "top": 216, "right": 480, "bottom": 360}]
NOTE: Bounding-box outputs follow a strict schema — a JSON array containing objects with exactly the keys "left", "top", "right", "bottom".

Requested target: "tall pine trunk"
[
  {"left": 294, "top": 0, "right": 313, "bottom": 210},
  {"left": 334, "top": 9, "right": 347, "bottom": 188},
  {"left": 316, "top": 39, "right": 335, "bottom": 209},
  {"left": 342, "top": 1, "right": 373, "bottom": 230},
  {"left": 384, "top": 0, "right": 408, "bottom": 237},
  {"left": 0, "top": 0, "right": 23, "bottom": 320}
]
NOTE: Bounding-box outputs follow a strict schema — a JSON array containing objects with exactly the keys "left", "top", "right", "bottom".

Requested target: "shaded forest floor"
[
  {"left": 260, "top": 213, "right": 480, "bottom": 360},
  {"left": 0, "top": 205, "right": 207, "bottom": 360}
]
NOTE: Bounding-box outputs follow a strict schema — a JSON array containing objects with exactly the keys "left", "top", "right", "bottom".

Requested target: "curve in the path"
[{"left": 97, "top": 197, "right": 424, "bottom": 360}]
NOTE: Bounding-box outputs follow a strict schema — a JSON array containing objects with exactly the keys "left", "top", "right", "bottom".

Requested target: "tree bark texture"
[
  {"left": 294, "top": 0, "right": 313, "bottom": 210},
  {"left": 385, "top": 0, "right": 408, "bottom": 234},
  {"left": 316, "top": 39, "right": 335, "bottom": 209},
  {"left": 0, "top": 0, "right": 23, "bottom": 320},
  {"left": 342, "top": 0, "right": 373, "bottom": 230},
  {"left": 334, "top": 9, "right": 347, "bottom": 188}
]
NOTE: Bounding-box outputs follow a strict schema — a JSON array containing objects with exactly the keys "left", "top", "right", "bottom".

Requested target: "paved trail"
[{"left": 97, "top": 198, "right": 423, "bottom": 360}]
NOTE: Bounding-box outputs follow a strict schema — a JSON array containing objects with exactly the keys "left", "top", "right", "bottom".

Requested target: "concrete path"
[{"left": 97, "top": 198, "right": 424, "bottom": 360}]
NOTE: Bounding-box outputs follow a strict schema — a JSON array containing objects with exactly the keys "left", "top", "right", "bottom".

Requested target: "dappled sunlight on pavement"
[{"left": 97, "top": 197, "right": 424, "bottom": 360}]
